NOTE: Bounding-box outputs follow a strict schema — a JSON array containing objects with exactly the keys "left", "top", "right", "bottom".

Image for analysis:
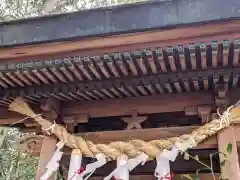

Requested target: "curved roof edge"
[{"left": 0, "top": 0, "right": 239, "bottom": 47}]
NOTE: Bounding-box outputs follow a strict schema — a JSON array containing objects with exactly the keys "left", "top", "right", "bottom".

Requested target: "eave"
[
  {"left": 0, "top": 2, "right": 238, "bottom": 108},
  {"left": 0, "top": 0, "right": 239, "bottom": 48}
]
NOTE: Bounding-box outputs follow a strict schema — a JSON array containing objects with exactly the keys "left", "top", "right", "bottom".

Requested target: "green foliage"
[
  {"left": 227, "top": 143, "right": 233, "bottom": 154},
  {"left": 0, "top": 0, "right": 44, "bottom": 21},
  {"left": 181, "top": 150, "right": 230, "bottom": 180},
  {"left": 0, "top": 0, "right": 145, "bottom": 22},
  {"left": 193, "top": 176, "right": 200, "bottom": 180},
  {"left": 0, "top": 128, "right": 64, "bottom": 180},
  {"left": 0, "top": 128, "right": 37, "bottom": 180},
  {"left": 0, "top": 149, "right": 38, "bottom": 180}
]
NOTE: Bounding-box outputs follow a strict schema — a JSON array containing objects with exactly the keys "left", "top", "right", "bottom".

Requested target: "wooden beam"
[
  {"left": 78, "top": 126, "right": 217, "bottom": 149},
  {"left": 20, "top": 126, "right": 218, "bottom": 156},
  {"left": 0, "top": 20, "right": 239, "bottom": 60},
  {"left": 63, "top": 92, "right": 214, "bottom": 118},
  {"left": 35, "top": 136, "right": 57, "bottom": 180},
  {"left": 218, "top": 126, "right": 240, "bottom": 180},
  {"left": 90, "top": 174, "right": 220, "bottom": 180}
]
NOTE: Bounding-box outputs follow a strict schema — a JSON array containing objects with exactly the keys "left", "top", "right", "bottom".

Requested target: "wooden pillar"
[
  {"left": 35, "top": 136, "right": 57, "bottom": 180},
  {"left": 218, "top": 127, "right": 240, "bottom": 180}
]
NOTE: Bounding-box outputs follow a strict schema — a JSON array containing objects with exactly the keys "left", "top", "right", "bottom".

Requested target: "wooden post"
[
  {"left": 35, "top": 136, "right": 57, "bottom": 180},
  {"left": 218, "top": 127, "right": 240, "bottom": 180}
]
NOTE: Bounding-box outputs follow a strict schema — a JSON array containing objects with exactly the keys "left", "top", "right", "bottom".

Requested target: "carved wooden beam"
[
  {"left": 63, "top": 92, "right": 214, "bottom": 118},
  {"left": 78, "top": 126, "right": 216, "bottom": 148}
]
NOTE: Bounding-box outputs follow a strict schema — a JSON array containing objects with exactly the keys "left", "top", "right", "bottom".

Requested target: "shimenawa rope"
[{"left": 9, "top": 97, "right": 240, "bottom": 161}]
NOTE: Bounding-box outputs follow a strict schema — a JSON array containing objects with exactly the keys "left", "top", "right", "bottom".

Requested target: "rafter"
[
  {"left": 1, "top": 67, "right": 239, "bottom": 100},
  {"left": 63, "top": 91, "right": 214, "bottom": 118}
]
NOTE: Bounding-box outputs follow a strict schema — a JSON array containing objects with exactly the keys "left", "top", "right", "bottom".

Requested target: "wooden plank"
[
  {"left": 78, "top": 126, "right": 217, "bottom": 149},
  {"left": 63, "top": 92, "right": 214, "bottom": 118},
  {"left": 90, "top": 174, "right": 220, "bottom": 180},
  {"left": 0, "top": 20, "right": 239, "bottom": 60},
  {"left": 35, "top": 136, "right": 57, "bottom": 180},
  {"left": 218, "top": 126, "right": 240, "bottom": 180}
]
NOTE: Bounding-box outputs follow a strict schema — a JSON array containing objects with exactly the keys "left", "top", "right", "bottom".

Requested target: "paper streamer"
[
  {"left": 68, "top": 149, "right": 82, "bottom": 180},
  {"left": 40, "top": 141, "right": 64, "bottom": 180},
  {"left": 80, "top": 153, "right": 107, "bottom": 180},
  {"left": 154, "top": 145, "right": 179, "bottom": 179},
  {"left": 104, "top": 153, "right": 148, "bottom": 180}
]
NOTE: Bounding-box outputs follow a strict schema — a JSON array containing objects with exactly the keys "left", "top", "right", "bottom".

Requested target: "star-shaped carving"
[{"left": 121, "top": 109, "right": 148, "bottom": 130}]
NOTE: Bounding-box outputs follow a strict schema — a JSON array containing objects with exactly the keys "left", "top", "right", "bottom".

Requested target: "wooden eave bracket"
[
  {"left": 184, "top": 106, "right": 198, "bottom": 116},
  {"left": 185, "top": 105, "right": 212, "bottom": 124},
  {"left": 215, "top": 84, "right": 228, "bottom": 98},
  {"left": 197, "top": 106, "right": 212, "bottom": 124},
  {"left": 63, "top": 113, "right": 89, "bottom": 132},
  {"left": 215, "top": 83, "right": 229, "bottom": 108}
]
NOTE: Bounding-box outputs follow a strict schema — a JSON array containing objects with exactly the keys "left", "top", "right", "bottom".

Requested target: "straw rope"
[{"left": 9, "top": 97, "right": 240, "bottom": 161}]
